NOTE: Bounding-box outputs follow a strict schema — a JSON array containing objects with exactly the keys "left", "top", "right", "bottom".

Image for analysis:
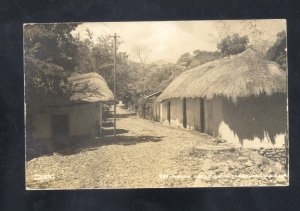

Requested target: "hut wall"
[
  {"left": 204, "top": 97, "right": 223, "bottom": 136},
  {"left": 32, "top": 106, "right": 70, "bottom": 140},
  {"left": 157, "top": 102, "right": 161, "bottom": 121},
  {"left": 160, "top": 99, "right": 184, "bottom": 127},
  {"left": 186, "top": 98, "right": 196, "bottom": 129},
  {"left": 152, "top": 98, "right": 160, "bottom": 122},
  {"left": 31, "top": 102, "right": 102, "bottom": 147},
  {"left": 218, "top": 94, "right": 287, "bottom": 148},
  {"left": 193, "top": 98, "right": 201, "bottom": 131},
  {"left": 69, "top": 102, "right": 101, "bottom": 138},
  {"left": 31, "top": 111, "right": 52, "bottom": 147},
  {"left": 161, "top": 101, "right": 169, "bottom": 124},
  {"left": 170, "top": 98, "right": 184, "bottom": 127},
  {"left": 152, "top": 99, "right": 156, "bottom": 121},
  {"left": 160, "top": 103, "right": 163, "bottom": 122}
]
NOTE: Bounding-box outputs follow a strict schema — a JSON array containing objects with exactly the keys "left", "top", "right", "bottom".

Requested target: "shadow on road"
[
  {"left": 115, "top": 113, "right": 135, "bottom": 118},
  {"left": 58, "top": 135, "right": 163, "bottom": 156},
  {"left": 26, "top": 134, "right": 163, "bottom": 160},
  {"left": 102, "top": 128, "right": 129, "bottom": 135}
]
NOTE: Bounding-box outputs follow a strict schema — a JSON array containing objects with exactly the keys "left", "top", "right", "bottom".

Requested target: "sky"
[{"left": 72, "top": 20, "right": 286, "bottom": 63}]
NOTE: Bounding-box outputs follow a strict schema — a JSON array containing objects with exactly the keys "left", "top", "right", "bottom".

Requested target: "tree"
[
  {"left": 134, "top": 46, "right": 152, "bottom": 94},
  {"left": 217, "top": 33, "right": 249, "bottom": 56},
  {"left": 190, "top": 50, "right": 221, "bottom": 67},
  {"left": 244, "top": 20, "right": 272, "bottom": 56},
  {"left": 24, "top": 23, "right": 78, "bottom": 109},
  {"left": 215, "top": 21, "right": 271, "bottom": 57},
  {"left": 129, "top": 62, "right": 184, "bottom": 118},
  {"left": 176, "top": 52, "right": 193, "bottom": 67},
  {"left": 74, "top": 32, "right": 132, "bottom": 103},
  {"left": 266, "top": 31, "right": 287, "bottom": 71}
]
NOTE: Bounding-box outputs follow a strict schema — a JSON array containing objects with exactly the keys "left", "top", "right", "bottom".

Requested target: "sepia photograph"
[{"left": 24, "top": 20, "right": 288, "bottom": 189}]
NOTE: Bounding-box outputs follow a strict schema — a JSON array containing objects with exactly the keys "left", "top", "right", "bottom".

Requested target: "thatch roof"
[
  {"left": 68, "top": 72, "right": 114, "bottom": 102},
  {"left": 157, "top": 49, "right": 286, "bottom": 102}
]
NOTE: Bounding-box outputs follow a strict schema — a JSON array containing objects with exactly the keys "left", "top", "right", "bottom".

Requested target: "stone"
[
  {"left": 271, "top": 163, "right": 284, "bottom": 174},
  {"left": 245, "top": 161, "right": 253, "bottom": 167},
  {"left": 262, "top": 157, "right": 270, "bottom": 165},
  {"left": 276, "top": 176, "right": 287, "bottom": 184},
  {"left": 238, "top": 157, "right": 249, "bottom": 162},
  {"left": 232, "top": 170, "right": 240, "bottom": 176},
  {"left": 208, "top": 165, "right": 219, "bottom": 171},
  {"left": 215, "top": 170, "right": 223, "bottom": 174},
  {"left": 259, "top": 149, "right": 265, "bottom": 155},
  {"left": 259, "top": 165, "right": 265, "bottom": 171},
  {"left": 222, "top": 179, "right": 229, "bottom": 183},
  {"left": 207, "top": 154, "right": 213, "bottom": 159},
  {"left": 228, "top": 166, "right": 234, "bottom": 171}
]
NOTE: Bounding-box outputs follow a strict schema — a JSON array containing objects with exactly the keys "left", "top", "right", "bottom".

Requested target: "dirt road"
[{"left": 26, "top": 106, "right": 287, "bottom": 189}]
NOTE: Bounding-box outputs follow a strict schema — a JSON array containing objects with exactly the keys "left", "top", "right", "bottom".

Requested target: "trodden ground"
[{"left": 26, "top": 106, "right": 288, "bottom": 189}]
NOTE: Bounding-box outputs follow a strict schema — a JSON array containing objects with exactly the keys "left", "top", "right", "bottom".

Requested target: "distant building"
[
  {"left": 118, "top": 101, "right": 124, "bottom": 106},
  {"left": 157, "top": 49, "right": 287, "bottom": 148},
  {"left": 28, "top": 72, "right": 114, "bottom": 150},
  {"left": 145, "top": 90, "right": 163, "bottom": 122}
]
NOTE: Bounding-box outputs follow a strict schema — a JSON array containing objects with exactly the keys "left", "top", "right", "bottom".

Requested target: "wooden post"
[
  {"left": 113, "top": 33, "right": 118, "bottom": 136},
  {"left": 109, "top": 33, "right": 120, "bottom": 136}
]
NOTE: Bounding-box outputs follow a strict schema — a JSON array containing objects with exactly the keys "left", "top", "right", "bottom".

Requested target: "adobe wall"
[
  {"left": 30, "top": 112, "right": 47, "bottom": 140},
  {"left": 186, "top": 98, "right": 199, "bottom": 130},
  {"left": 161, "top": 101, "right": 169, "bottom": 123},
  {"left": 30, "top": 102, "right": 101, "bottom": 145},
  {"left": 218, "top": 94, "right": 287, "bottom": 148},
  {"left": 193, "top": 99, "right": 201, "bottom": 131},
  {"left": 160, "top": 99, "right": 184, "bottom": 127},
  {"left": 160, "top": 98, "right": 201, "bottom": 129},
  {"left": 204, "top": 97, "right": 223, "bottom": 136},
  {"left": 169, "top": 98, "right": 184, "bottom": 127},
  {"left": 69, "top": 102, "right": 101, "bottom": 137},
  {"left": 152, "top": 98, "right": 160, "bottom": 122},
  {"left": 159, "top": 94, "right": 287, "bottom": 149}
]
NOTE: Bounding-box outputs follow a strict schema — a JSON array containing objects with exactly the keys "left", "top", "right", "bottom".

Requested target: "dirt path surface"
[{"left": 26, "top": 106, "right": 288, "bottom": 189}]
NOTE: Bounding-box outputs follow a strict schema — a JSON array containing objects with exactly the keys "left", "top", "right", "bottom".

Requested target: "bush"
[{"left": 136, "top": 97, "right": 153, "bottom": 119}]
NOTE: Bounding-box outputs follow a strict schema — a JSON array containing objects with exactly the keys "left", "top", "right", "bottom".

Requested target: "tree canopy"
[
  {"left": 266, "top": 31, "right": 287, "bottom": 71},
  {"left": 217, "top": 33, "right": 249, "bottom": 56},
  {"left": 24, "top": 23, "right": 78, "bottom": 109}
]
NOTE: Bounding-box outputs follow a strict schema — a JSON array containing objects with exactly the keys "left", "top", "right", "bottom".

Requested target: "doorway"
[
  {"left": 200, "top": 98, "right": 205, "bottom": 133},
  {"left": 167, "top": 101, "right": 171, "bottom": 124}
]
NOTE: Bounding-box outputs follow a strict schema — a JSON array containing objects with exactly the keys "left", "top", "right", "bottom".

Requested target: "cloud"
[{"left": 72, "top": 20, "right": 286, "bottom": 63}]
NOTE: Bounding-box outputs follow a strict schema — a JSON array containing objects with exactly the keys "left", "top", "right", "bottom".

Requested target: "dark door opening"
[
  {"left": 52, "top": 114, "right": 69, "bottom": 148},
  {"left": 200, "top": 98, "right": 205, "bottom": 133},
  {"left": 183, "top": 98, "right": 187, "bottom": 128},
  {"left": 167, "top": 101, "right": 171, "bottom": 124}
]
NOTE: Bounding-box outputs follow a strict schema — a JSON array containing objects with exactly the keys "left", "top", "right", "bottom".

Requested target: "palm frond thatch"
[
  {"left": 157, "top": 49, "right": 286, "bottom": 102},
  {"left": 68, "top": 72, "right": 114, "bottom": 102}
]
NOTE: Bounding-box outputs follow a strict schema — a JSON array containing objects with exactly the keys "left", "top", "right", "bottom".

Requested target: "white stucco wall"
[
  {"left": 218, "top": 95, "right": 287, "bottom": 148},
  {"left": 218, "top": 121, "right": 286, "bottom": 148},
  {"left": 160, "top": 95, "right": 287, "bottom": 149}
]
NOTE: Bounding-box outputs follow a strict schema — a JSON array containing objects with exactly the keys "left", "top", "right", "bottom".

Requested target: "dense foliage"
[
  {"left": 266, "top": 31, "right": 287, "bottom": 71},
  {"left": 217, "top": 33, "right": 249, "bottom": 56},
  {"left": 24, "top": 24, "right": 78, "bottom": 110}
]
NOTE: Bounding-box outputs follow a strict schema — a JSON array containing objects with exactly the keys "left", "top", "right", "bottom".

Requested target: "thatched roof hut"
[
  {"left": 157, "top": 49, "right": 286, "bottom": 102},
  {"left": 68, "top": 72, "right": 114, "bottom": 102}
]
